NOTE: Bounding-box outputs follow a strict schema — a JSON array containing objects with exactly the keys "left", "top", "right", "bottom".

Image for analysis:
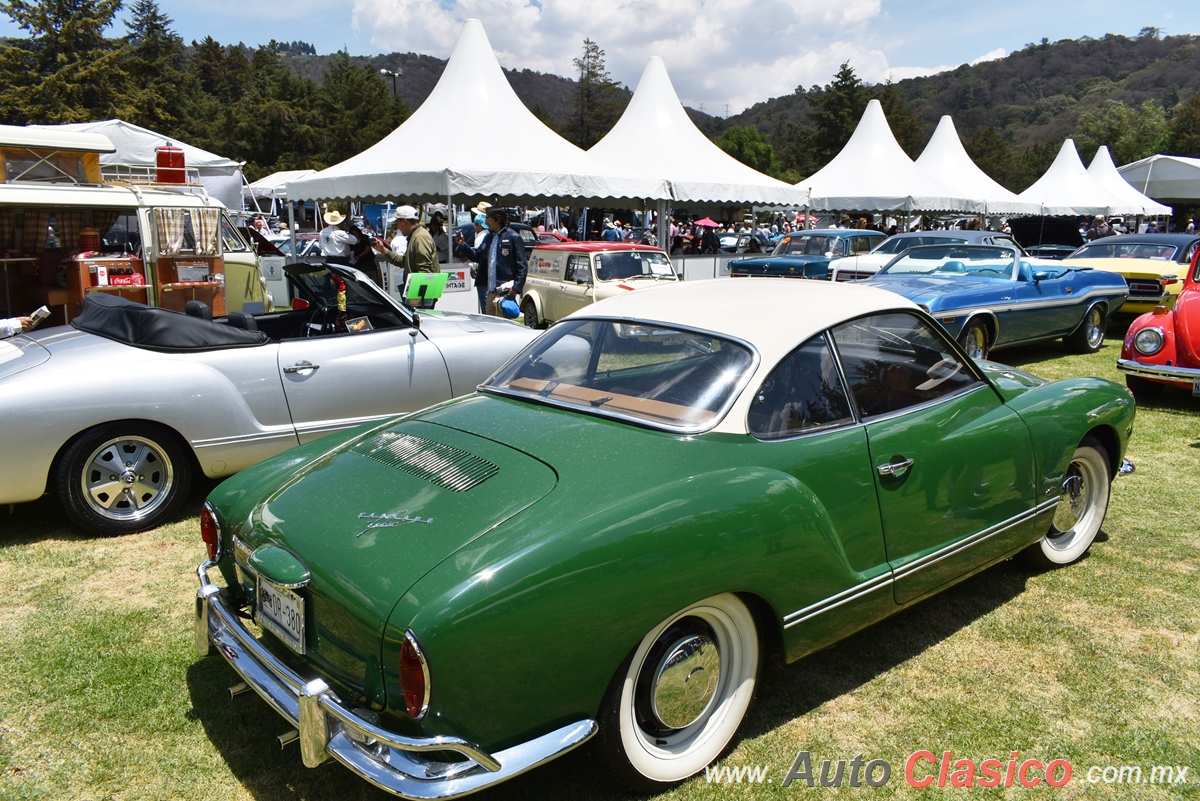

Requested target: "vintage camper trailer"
[{"left": 0, "top": 125, "right": 267, "bottom": 325}]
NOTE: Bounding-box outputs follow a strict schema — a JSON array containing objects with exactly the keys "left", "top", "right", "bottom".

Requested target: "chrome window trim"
[{"left": 828, "top": 309, "right": 990, "bottom": 424}]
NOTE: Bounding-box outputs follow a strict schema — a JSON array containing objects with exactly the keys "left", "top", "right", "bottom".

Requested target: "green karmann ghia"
[{"left": 195, "top": 278, "right": 1135, "bottom": 798}]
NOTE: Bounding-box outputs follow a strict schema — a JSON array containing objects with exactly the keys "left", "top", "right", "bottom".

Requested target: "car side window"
[
  {"left": 831, "top": 312, "right": 982, "bottom": 418},
  {"left": 748, "top": 334, "right": 853, "bottom": 439},
  {"left": 566, "top": 255, "right": 590, "bottom": 282}
]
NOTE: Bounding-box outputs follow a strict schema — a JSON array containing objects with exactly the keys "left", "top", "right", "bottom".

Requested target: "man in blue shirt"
[{"left": 454, "top": 208, "right": 528, "bottom": 317}]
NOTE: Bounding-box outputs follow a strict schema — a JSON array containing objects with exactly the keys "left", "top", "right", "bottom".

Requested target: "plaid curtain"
[
  {"left": 21, "top": 208, "right": 50, "bottom": 253},
  {"left": 191, "top": 208, "right": 220, "bottom": 256},
  {"left": 156, "top": 208, "right": 185, "bottom": 256},
  {"left": 56, "top": 208, "right": 83, "bottom": 254},
  {"left": 0, "top": 208, "right": 12, "bottom": 252}
]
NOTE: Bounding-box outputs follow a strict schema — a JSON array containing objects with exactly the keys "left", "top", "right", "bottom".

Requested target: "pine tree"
[
  {"left": 1168, "top": 89, "right": 1200, "bottom": 157},
  {"left": 0, "top": 0, "right": 126, "bottom": 124},
  {"left": 116, "top": 0, "right": 188, "bottom": 130},
  {"left": 312, "top": 51, "right": 406, "bottom": 171},
  {"left": 568, "top": 39, "right": 622, "bottom": 149},
  {"left": 808, "top": 62, "right": 868, "bottom": 167}
]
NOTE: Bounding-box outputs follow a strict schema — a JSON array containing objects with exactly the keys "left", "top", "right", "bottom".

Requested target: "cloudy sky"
[{"left": 4, "top": 0, "right": 1198, "bottom": 114}]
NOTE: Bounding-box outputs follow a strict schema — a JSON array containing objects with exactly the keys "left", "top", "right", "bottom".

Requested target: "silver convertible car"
[{"left": 0, "top": 263, "right": 537, "bottom": 536}]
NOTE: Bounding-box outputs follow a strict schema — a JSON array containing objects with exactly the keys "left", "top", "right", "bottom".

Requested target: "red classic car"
[{"left": 1118, "top": 245, "right": 1200, "bottom": 398}]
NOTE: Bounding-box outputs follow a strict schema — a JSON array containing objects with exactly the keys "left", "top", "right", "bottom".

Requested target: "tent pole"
[
  {"left": 447, "top": 193, "right": 453, "bottom": 266},
  {"left": 287, "top": 201, "right": 297, "bottom": 256},
  {"left": 657, "top": 198, "right": 667, "bottom": 254}
]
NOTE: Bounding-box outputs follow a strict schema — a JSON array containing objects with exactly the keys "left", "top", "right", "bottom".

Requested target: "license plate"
[
  {"left": 1193, "top": 378, "right": 1200, "bottom": 397},
  {"left": 257, "top": 578, "right": 306, "bottom": 654}
]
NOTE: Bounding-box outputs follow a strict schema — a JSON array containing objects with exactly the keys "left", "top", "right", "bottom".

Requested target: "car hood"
[{"left": 864, "top": 273, "right": 995, "bottom": 305}]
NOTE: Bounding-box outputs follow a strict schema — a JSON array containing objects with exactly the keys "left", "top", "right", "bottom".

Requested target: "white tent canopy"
[
  {"left": 1086, "top": 147, "right": 1172, "bottom": 215},
  {"left": 1117, "top": 154, "right": 1200, "bottom": 202},
  {"left": 915, "top": 116, "right": 1040, "bottom": 215},
  {"left": 31, "top": 119, "right": 245, "bottom": 210},
  {"left": 589, "top": 57, "right": 807, "bottom": 207},
  {"left": 797, "top": 99, "right": 984, "bottom": 213},
  {"left": 1017, "top": 139, "right": 1141, "bottom": 216},
  {"left": 248, "top": 169, "right": 316, "bottom": 199},
  {"left": 286, "top": 19, "right": 669, "bottom": 205}
]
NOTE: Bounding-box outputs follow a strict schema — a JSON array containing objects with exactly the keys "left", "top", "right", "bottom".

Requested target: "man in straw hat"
[{"left": 318, "top": 208, "right": 358, "bottom": 266}]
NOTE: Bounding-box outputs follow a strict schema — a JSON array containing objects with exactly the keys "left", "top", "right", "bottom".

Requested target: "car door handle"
[
  {"left": 283, "top": 361, "right": 319, "bottom": 374},
  {"left": 877, "top": 457, "right": 914, "bottom": 477}
]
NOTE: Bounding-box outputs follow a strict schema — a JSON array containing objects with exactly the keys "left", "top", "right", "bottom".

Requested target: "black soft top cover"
[{"left": 72, "top": 293, "right": 270, "bottom": 351}]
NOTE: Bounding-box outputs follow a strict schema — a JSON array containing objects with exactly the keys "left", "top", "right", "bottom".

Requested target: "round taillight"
[
  {"left": 399, "top": 630, "right": 430, "bottom": 719},
  {"left": 200, "top": 502, "right": 222, "bottom": 562}
]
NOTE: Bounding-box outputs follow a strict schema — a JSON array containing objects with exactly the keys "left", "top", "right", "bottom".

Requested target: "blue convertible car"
[
  {"left": 864, "top": 244, "right": 1128, "bottom": 360},
  {"left": 729, "top": 229, "right": 886, "bottom": 279}
]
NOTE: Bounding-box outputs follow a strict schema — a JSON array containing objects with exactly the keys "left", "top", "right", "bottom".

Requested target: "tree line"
[
  {"left": 1, "top": 1, "right": 1196, "bottom": 194},
  {"left": 0, "top": 0, "right": 407, "bottom": 182}
]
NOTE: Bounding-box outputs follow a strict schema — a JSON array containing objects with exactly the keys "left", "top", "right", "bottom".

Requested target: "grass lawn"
[{"left": 1, "top": 332, "right": 1197, "bottom": 800}]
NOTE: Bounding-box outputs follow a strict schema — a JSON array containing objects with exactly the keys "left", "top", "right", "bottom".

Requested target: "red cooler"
[{"left": 155, "top": 143, "right": 185, "bottom": 183}]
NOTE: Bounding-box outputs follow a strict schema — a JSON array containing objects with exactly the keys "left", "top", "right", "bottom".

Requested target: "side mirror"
[
  {"left": 1032, "top": 272, "right": 1049, "bottom": 283},
  {"left": 291, "top": 297, "right": 310, "bottom": 310},
  {"left": 409, "top": 313, "right": 421, "bottom": 338}
]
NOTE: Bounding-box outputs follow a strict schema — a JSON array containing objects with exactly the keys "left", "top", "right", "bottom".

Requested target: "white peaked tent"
[
  {"left": 1117, "top": 154, "right": 1200, "bottom": 202},
  {"left": 797, "top": 100, "right": 984, "bottom": 213},
  {"left": 246, "top": 169, "right": 317, "bottom": 216},
  {"left": 31, "top": 119, "right": 245, "bottom": 210},
  {"left": 1017, "top": 139, "right": 1140, "bottom": 216},
  {"left": 1086, "top": 147, "right": 1172, "bottom": 215},
  {"left": 589, "top": 57, "right": 808, "bottom": 207},
  {"left": 915, "top": 116, "right": 1040, "bottom": 215},
  {"left": 285, "top": 19, "right": 669, "bottom": 205}
]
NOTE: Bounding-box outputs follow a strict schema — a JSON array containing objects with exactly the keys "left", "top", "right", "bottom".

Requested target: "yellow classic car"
[{"left": 1062, "top": 234, "right": 1200, "bottom": 315}]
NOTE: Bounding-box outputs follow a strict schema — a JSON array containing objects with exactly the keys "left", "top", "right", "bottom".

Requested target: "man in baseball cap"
[{"left": 373, "top": 204, "right": 438, "bottom": 276}]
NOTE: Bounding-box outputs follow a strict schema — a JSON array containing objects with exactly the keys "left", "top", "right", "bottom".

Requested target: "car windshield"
[
  {"left": 872, "top": 235, "right": 968, "bottom": 255},
  {"left": 880, "top": 245, "right": 1017, "bottom": 279},
  {"left": 594, "top": 251, "right": 675, "bottom": 281},
  {"left": 1069, "top": 241, "right": 1179, "bottom": 261},
  {"left": 484, "top": 319, "right": 754, "bottom": 432},
  {"left": 772, "top": 234, "right": 844, "bottom": 257}
]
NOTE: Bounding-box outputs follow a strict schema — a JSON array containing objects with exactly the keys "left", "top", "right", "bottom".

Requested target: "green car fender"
[
  {"left": 1000, "top": 376, "right": 1134, "bottom": 492},
  {"left": 380, "top": 433, "right": 889, "bottom": 752}
]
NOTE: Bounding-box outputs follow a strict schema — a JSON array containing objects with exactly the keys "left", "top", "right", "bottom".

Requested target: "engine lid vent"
[{"left": 350, "top": 431, "right": 498, "bottom": 492}]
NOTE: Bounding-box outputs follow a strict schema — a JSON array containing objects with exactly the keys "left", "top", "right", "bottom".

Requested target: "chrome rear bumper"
[{"left": 195, "top": 560, "right": 596, "bottom": 799}]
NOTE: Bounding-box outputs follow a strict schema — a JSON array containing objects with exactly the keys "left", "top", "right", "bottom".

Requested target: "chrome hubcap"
[
  {"left": 81, "top": 436, "right": 173, "bottom": 522},
  {"left": 1085, "top": 309, "right": 1104, "bottom": 348},
  {"left": 1052, "top": 472, "right": 1086, "bottom": 532},
  {"left": 962, "top": 327, "right": 986, "bottom": 359},
  {"left": 650, "top": 634, "right": 720, "bottom": 730}
]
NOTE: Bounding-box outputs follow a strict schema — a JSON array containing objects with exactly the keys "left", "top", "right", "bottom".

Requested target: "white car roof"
[{"left": 568, "top": 278, "right": 921, "bottom": 434}]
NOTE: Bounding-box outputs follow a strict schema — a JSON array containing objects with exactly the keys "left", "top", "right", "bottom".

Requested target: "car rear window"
[
  {"left": 485, "top": 319, "right": 754, "bottom": 432},
  {"left": 1071, "top": 242, "right": 1178, "bottom": 261}
]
